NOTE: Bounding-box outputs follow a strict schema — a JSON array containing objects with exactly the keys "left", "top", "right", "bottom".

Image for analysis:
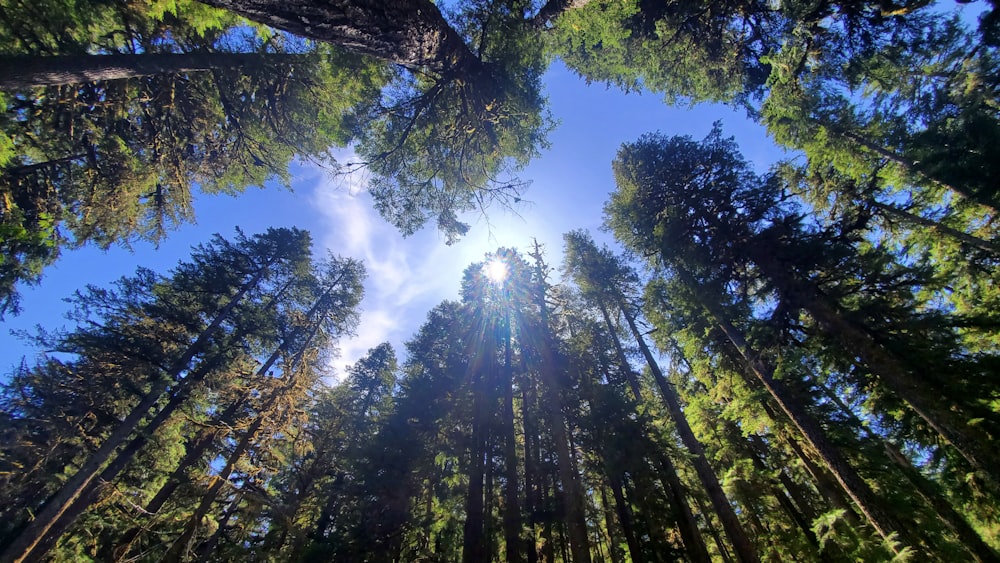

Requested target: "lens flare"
[{"left": 484, "top": 258, "right": 508, "bottom": 283}]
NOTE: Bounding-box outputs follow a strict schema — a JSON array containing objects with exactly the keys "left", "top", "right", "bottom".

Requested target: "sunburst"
[{"left": 484, "top": 258, "right": 508, "bottom": 283}]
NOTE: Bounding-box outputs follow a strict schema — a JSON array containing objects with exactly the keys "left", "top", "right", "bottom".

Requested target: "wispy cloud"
[
  {"left": 306, "top": 148, "right": 574, "bottom": 380},
  {"left": 308, "top": 149, "right": 468, "bottom": 378}
]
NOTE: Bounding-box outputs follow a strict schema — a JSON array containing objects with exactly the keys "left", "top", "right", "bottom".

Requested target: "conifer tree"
[
  {"left": 0, "top": 0, "right": 386, "bottom": 314},
  {"left": 606, "top": 125, "right": 1000, "bottom": 559},
  {"left": 0, "top": 228, "right": 365, "bottom": 563}
]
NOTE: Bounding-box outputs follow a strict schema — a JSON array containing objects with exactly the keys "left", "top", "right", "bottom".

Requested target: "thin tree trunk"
[
  {"left": 773, "top": 429, "right": 863, "bottom": 528},
  {"left": 598, "top": 485, "right": 625, "bottom": 563},
  {"left": 463, "top": 369, "right": 489, "bottom": 563},
  {"left": 112, "top": 390, "right": 251, "bottom": 561},
  {"left": 0, "top": 263, "right": 271, "bottom": 563},
  {"left": 161, "top": 372, "right": 299, "bottom": 562},
  {"left": 653, "top": 455, "right": 712, "bottom": 563},
  {"left": 776, "top": 467, "right": 819, "bottom": 527},
  {"left": 819, "top": 383, "right": 1000, "bottom": 563},
  {"left": 609, "top": 474, "right": 643, "bottom": 563},
  {"left": 502, "top": 314, "right": 525, "bottom": 563},
  {"left": 161, "top": 451, "right": 246, "bottom": 562},
  {"left": 594, "top": 298, "right": 711, "bottom": 562},
  {"left": 193, "top": 488, "right": 245, "bottom": 559},
  {"left": 530, "top": 242, "right": 591, "bottom": 563},
  {"left": 754, "top": 248, "right": 1000, "bottom": 484},
  {"left": 743, "top": 434, "right": 822, "bottom": 551},
  {"left": 619, "top": 304, "right": 759, "bottom": 563},
  {"left": 871, "top": 200, "right": 1000, "bottom": 256},
  {"left": 0, "top": 52, "right": 300, "bottom": 90},
  {"left": 486, "top": 438, "right": 497, "bottom": 561},
  {"left": 32, "top": 357, "right": 229, "bottom": 560},
  {"left": 831, "top": 126, "right": 996, "bottom": 212},
  {"left": 597, "top": 301, "right": 643, "bottom": 399},
  {"left": 520, "top": 364, "right": 540, "bottom": 563},
  {"left": 3, "top": 154, "right": 86, "bottom": 176},
  {"left": 696, "top": 495, "right": 735, "bottom": 563},
  {"left": 310, "top": 472, "right": 344, "bottom": 542},
  {"left": 541, "top": 465, "right": 555, "bottom": 563},
  {"left": 695, "top": 290, "right": 912, "bottom": 553},
  {"left": 538, "top": 373, "right": 590, "bottom": 563}
]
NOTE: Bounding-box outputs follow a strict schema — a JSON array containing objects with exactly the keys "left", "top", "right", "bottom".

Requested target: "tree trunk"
[
  {"left": 674, "top": 264, "right": 916, "bottom": 553},
  {"left": 695, "top": 495, "right": 735, "bottom": 563},
  {"left": 743, "top": 432, "right": 822, "bottom": 551},
  {"left": 42, "top": 266, "right": 313, "bottom": 558},
  {"left": 194, "top": 0, "right": 476, "bottom": 75},
  {"left": 653, "top": 453, "right": 712, "bottom": 563},
  {"left": 463, "top": 367, "right": 489, "bottom": 563},
  {"left": 162, "top": 419, "right": 269, "bottom": 560},
  {"left": 596, "top": 300, "right": 643, "bottom": 399},
  {"left": 0, "top": 52, "right": 301, "bottom": 90},
  {"left": 830, "top": 126, "right": 997, "bottom": 212},
  {"left": 819, "top": 383, "right": 1000, "bottom": 562},
  {"left": 192, "top": 488, "right": 245, "bottom": 560},
  {"left": 598, "top": 485, "right": 625, "bottom": 563},
  {"left": 541, "top": 465, "right": 555, "bottom": 563},
  {"left": 871, "top": 200, "right": 1000, "bottom": 256},
  {"left": 754, "top": 247, "right": 1000, "bottom": 484},
  {"left": 619, "top": 303, "right": 759, "bottom": 563},
  {"left": 30, "top": 357, "right": 227, "bottom": 560},
  {"left": 485, "top": 437, "right": 497, "bottom": 561},
  {"left": 773, "top": 428, "right": 863, "bottom": 529},
  {"left": 0, "top": 264, "right": 270, "bottom": 563},
  {"left": 520, "top": 362, "right": 540, "bottom": 563},
  {"left": 502, "top": 315, "right": 525, "bottom": 563},
  {"left": 537, "top": 366, "right": 590, "bottom": 563},
  {"left": 608, "top": 474, "right": 643, "bottom": 563},
  {"left": 3, "top": 154, "right": 86, "bottom": 176},
  {"left": 161, "top": 366, "right": 302, "bottom": 562},
  {"left": 699, "top": 296, "right": 912, "bottom": 553},
  {"left": 530, "top": 0, "right": 596, "bottom": 28},
  {"left": 112, "top": 389, "right": 251, "bottom": 561},
  {"left": 530, "top": 243, "right": 591, "bottom": 563},
  {"left": 595, "top": 300, "right": 710, "bottom": 562}
]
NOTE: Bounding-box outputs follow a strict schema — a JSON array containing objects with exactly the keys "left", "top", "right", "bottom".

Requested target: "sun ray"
[{"left": 484, "top": 258, "right": 508, "bottom": 283}]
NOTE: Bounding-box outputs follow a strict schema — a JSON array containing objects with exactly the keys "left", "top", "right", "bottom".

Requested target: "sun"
[{"left": 484, "top": 258, "right": 508, "bottom": 283}]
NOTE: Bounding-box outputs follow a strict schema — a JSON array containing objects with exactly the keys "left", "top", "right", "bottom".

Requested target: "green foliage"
[
  {"left": 356, "top": 1, "right": 554, "bottom": 243},
  {"left": 549, "top": 0, "right": 774, "bottom": 104},
  {"left": 0, "top": 0, "right": 388, "bottom": 316},
  {"left": 0, "top": 227, "right": 370, "bottom": 561},
  {"left": 3, "top": 0, "right": 1000, "bottom": 559},
  {"left": 607, "top": 119, "right": 1000, "bottom": 559},
  {"left": 0, "top": 208, "right": 57, "bottom": 315}
]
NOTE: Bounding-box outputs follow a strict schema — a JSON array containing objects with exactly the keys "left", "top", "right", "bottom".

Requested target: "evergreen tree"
[
  {"left": 564, "top": 230, "right": 758, "bottom": 562},
  {"left": 606, "top": 125, "right": 1000, "bottom": 560},
  {"left": 0, "top": 227, "right": 365, "bottom": 563},
  {"left": 0, "top": 0, "right": 386, "bottom": 314}
]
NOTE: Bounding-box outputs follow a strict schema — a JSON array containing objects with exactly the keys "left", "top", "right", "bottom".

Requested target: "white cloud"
[
  {"left": 307, "top": 151, "right": 469, "bottom": 378},
  {"left": 334, "top": 309, "right": 399, "bottom": 376},
  {"left": 305, "top": 148, "right": 573, "bottom": 381}
]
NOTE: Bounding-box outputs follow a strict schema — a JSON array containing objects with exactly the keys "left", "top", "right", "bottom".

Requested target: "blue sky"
[{"left": 0, "top": 62, "right": 780, "bottom": 379}]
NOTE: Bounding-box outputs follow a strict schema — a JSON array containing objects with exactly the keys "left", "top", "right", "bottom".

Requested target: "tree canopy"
[{"left": 2, "top": 0, "right": 999, "bottom": 560}]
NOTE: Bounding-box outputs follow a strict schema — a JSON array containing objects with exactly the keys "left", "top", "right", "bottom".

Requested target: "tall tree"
[
  {"left": 608, "top": 125, "right": 1000, "bottom": 485},
  {"left": 564, "top": 230, "right": 759, "bottom": 563},
  {"left": 0, "top": 2, "right": 386, "bottom": 314},
  {"left": 525, "top": 241, "right": 593, "bottom": 563},
  {"left": 607, "top": 125, "right": 1000, "bottom": 558},
  {"left": 0, "top": 228, "right": 365, "bottom": 563}
]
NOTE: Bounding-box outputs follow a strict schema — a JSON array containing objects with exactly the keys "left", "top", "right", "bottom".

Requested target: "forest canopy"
[{"left": 1, "top": 0, "right": 999, "bottom": 561}]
